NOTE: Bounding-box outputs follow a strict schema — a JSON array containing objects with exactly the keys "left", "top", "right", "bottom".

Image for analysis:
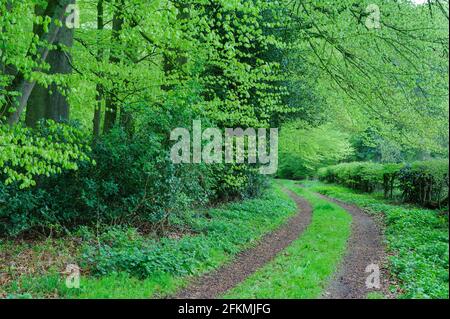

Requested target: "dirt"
[
  {"left": 315, "top": 193, "right": 391, "bottom": 299},
  {"left": 172, "top": 188, "right": 313, "bottom": 299}
]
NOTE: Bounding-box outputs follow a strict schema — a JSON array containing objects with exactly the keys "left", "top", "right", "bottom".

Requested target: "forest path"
[
  {"left": 314, "top": 192, "right": 390, "bottom": 299},
  {"left": 172, "top": 188, "right": 313, "bottom": 299}
]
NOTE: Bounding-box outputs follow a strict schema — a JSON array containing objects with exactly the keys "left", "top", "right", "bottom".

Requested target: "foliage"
[
  {"left": 1, "top": 183, "right": 297, "bottom": 298},
  {"left": 194, "top": 0, "right": 291, "bottom": 128},
  {"left": 399, "top": 159, "right": 449, "bottom": 208},
  {"left": 0, "top": 83, "right": 273, "bottom": 237},
  {"left": 318, "top": 161, "right": 386, "bottom": 193},
  {"left": 80, "top": 183, "right": 295, "bottom": 280},
  {"left": 318, "top": 160, "right": 449, "bottom": 207},
  {"left": 0, "top": 125, "right": 213, "bottom": 236},
  {"left": 0, "top": 0, "right": 449, "bottom": 300},
  {"left": 0, "top": 120, "right": 92, "bottom": 189},
  {"left": 278, "top": 121, "right": 353, "bottom": 179},
  {"left": 304, "top": 180, "right": 449, "bottom": 299},
  {"left": 289, "top": 0, "right": 449, "bottom": 154},
  {"left": 0, "top": 185, "right": 296, "bottom": 298}
]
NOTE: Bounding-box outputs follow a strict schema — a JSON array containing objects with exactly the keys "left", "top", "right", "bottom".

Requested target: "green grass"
[
  {"left": 67, "top": 272, "right": 181, "bottom": 299},
  {"left": 301, "top": 180, "right": 449, "bottom": 299},
  {"left": 4, "top": 271, "right": 180, "bottom": 299},
  {"left": 223, "top": 180, "right": 352, "bottom": 298},
  {"left": 1, "top": 182, "right": 298, "bottom": 299},
  {"left": 366, "top": 292, "right": 386, "bottom": 299}
]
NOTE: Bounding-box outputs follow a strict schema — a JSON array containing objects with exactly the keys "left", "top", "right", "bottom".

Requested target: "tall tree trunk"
[
  {"left": 2, "top": 0, "right": 72, "bottom": 125},
  {"left": 103, "top": 0, "right": 124, "bottom": 133},
  {"left": 93, "top": 0, "right": 104, "bottom": 137},
  {"left": 26, "top": 1, "right": 74, "bottom": 127}
]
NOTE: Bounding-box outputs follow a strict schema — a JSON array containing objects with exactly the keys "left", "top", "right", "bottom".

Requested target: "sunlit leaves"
[
  {"left": 0, "top": 121, "right": 92, "bottom": 188},
  {"left": 278, "top": 120, "right": 354, "bottom": 178}
]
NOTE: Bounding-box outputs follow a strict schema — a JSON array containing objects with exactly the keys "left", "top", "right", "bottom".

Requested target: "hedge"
[{"left": 318, "top": 160, "right": 448, "bottom": 208}]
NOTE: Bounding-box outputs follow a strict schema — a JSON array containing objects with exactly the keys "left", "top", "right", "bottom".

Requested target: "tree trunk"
[
  {"left": 93, "top": 0, "right": 104, "bottom": 137},
  {"left": 161, "top": 1, "right": 190, "bottom": 92},
  {"left": 26, "top": 4, "right": 74, "bottom": 127},
  {"left": 3, "top": 0, "right": 72, "bottom": 125},
  {"left": 103, "top": 0, "right": 124, "bottom": 133}
]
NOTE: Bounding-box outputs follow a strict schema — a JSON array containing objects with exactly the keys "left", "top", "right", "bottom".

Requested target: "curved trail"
[
  {"left": 315, "top": 193, "right": 389, "bottom": 299},
  {"left": 173, "top": 189, "right": 313, "bottom": 299}
]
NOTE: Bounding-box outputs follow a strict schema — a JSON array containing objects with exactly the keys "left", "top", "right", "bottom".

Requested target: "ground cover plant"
[
  {"left": 1, "top": 183, "right": 297, "bottom": 298},
  {"left": 302, "top": 180, "right": 449, "bottom": 299}
]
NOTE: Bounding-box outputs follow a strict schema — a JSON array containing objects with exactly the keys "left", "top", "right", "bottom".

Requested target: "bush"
[
  {"left": 318, "top": 162, "right": 384, "bottom": 193},
  {"left": 318, "top": 159, "right": 449, "bottom": 208},
  {"left": 0, "top": 125, "right": 212, "bottom": 236},
  {"left": 0, "top": 125, "right": 268, "bottom": 237},
  {"left": 398, "top": 159, "right": 449, "bottom": 208}
]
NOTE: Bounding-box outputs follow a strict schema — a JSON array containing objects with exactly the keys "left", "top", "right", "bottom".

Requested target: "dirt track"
[
  {"left": 316, "top": 193, "right": 390, "bottom": 299},
  {"left": 173, "top": 189, "right": 313, "bottom": 299},
  {"left": 172, "top": 186, "right": 389, "bottom": 299}
]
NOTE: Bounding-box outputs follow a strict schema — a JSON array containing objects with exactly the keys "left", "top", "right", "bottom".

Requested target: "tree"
[
  {"left": 285, "top": 0, "right": 449, "bottom": 155},
  {"left": 1, "top": 0, "right": 73, "bottom": 125},
  {"left": 103, "top": 0, "right": 125, "bottom": 133},
  {"left": 25, "top": 0, "right": 75, "bottom": 127}
]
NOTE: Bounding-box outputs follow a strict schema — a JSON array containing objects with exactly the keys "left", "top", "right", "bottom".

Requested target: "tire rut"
[
  {"left": 315, "top": 193, "right": 390, "bottom": 299},
  {"left": 172, "top": 188, "right": 313, "bottom": 299}
]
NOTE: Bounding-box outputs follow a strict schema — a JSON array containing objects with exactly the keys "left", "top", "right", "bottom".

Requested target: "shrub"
[
  {"left": 318, "top": 159, "right": 449, "bottom": 208},
  {"left": 0, "top": 126, "right": 268, "bottom": 237},
  {"left": 398, "top": 159, "right": 449, "bottom": 208},
  {"left": 381, "top": 163, "right": 404, "bottom": 199},
  {"left": 318, "top": 162, "right": 384, "bottom": 193}
]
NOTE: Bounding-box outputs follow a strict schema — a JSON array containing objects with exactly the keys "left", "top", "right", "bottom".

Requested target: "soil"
[
  {"left": 172, "top": 188, "right": 313, "bottom": 299},
  {"left": 316, "top": 193, "right": 391, "bottom": 299},
  {"left": 172, "top": 186, "right": 391, "bottom": 299}
]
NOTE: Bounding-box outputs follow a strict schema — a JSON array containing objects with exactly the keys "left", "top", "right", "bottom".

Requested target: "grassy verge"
[
  {"left": 223, "top": 180, "right": 352, "bottom": 299},
  {"left": 301, "top": 180, "right": 449, "bottom": 299},
  {"left": 1, "top": 183, "right": 297, "bottom": 299}
]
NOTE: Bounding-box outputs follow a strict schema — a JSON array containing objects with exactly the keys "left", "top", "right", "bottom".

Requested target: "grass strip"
[{"left": 223, "top": 180, "right": 351, "bottom": 299}]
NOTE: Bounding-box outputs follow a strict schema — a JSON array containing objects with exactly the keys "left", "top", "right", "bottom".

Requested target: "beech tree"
[{"left": 0, "top": 0, "right": 448, "bottom": 187}]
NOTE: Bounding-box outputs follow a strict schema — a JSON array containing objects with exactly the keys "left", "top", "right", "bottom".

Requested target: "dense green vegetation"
[
  {"left": 0, "top": 0, "right": 448, "bottom": 300},
  {"left": 302, "top": 180, "right": 449, "bottom": 299},
  {"left": 318, "top": 160, "right": 449, "bottom": 208},
  {"left": 1, "top": 0, "right": 448, "bottom": 236},
  {"left": 224, "top": 180, "right": 351, "bottom": 299},
  {"left": 1, "top": 183, "right": 296, "bottom": 298}
]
